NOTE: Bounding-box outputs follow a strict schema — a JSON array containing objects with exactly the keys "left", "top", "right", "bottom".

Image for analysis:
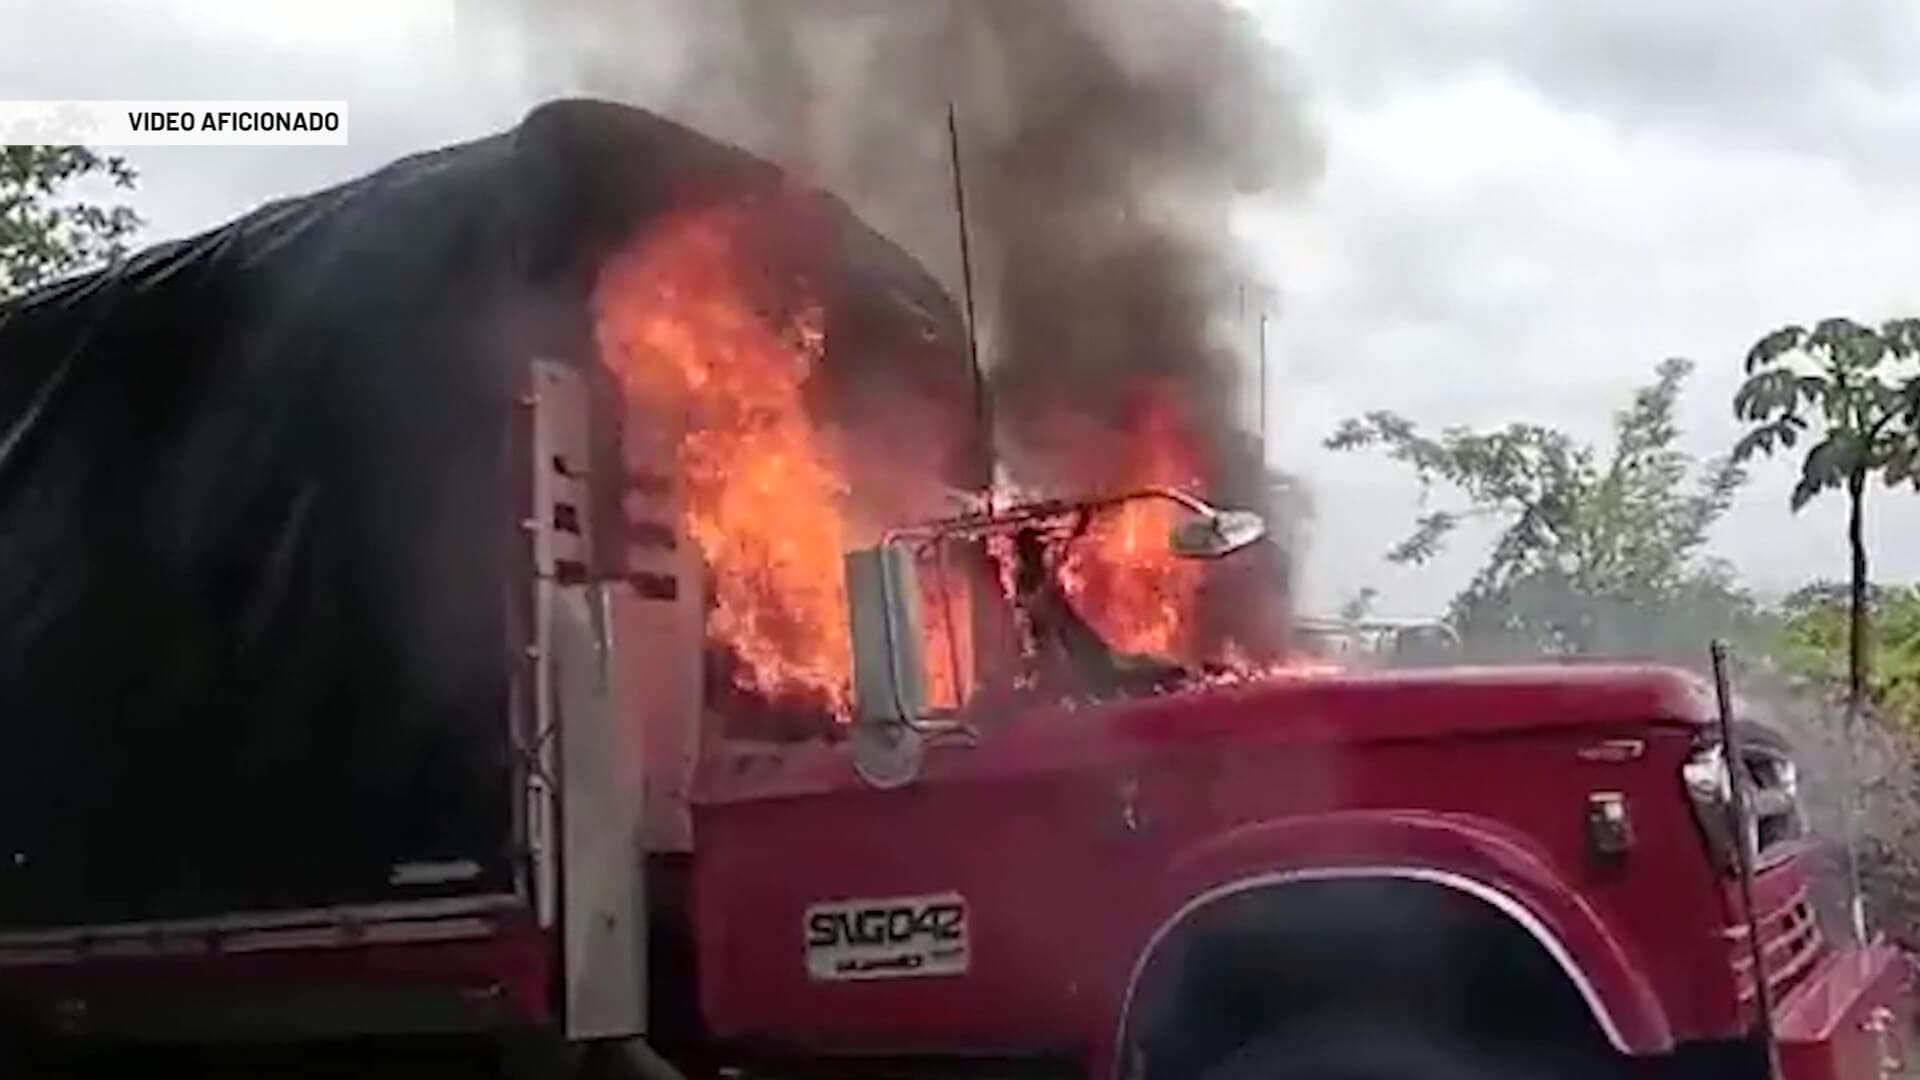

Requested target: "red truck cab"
[
  {"left": 674, "top": 497, "right": 1911, "bottom": 1080},
  {"left": 0, "top": 364, "right": 1907, "bottom": 1080},
  {"left": 0, "top": 102, "right": 1906, "bottom": 1071}
]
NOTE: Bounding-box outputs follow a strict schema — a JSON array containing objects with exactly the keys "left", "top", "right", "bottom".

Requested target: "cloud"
[
  {"left": 5, "top": 0, "right": 1918, "bottom": 620},
  {"left": 0, "top": 0, "right": 527, "bottom": 241},
  {"left": 1247, "top": 6, "right": 1920, "bottom": 612},
  {"left": 1263, "top": 0, "right": 1920, "bottom": 159}
]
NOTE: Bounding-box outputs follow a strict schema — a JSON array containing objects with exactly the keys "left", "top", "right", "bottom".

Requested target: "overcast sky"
[{"left": 4, "top": 0, "right": 1917, "bottom": 616}]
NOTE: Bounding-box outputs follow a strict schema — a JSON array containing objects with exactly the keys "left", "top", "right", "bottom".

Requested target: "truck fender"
[{"left": 1107, "top": 809, "right": 1672, "bottom": 1075}]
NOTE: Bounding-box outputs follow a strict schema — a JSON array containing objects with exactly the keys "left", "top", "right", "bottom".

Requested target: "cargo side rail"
[{"left": 0, "top": 892, "right": 524, "bottom": 966}]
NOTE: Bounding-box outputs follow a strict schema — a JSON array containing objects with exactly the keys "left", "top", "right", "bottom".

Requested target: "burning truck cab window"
[
  {"left": 901, "top": 526, "right": 1163, "bottom": 711},
  {"left": 691, "top": 508, "right": 1232, "bottom": 740},
  {"left": 594, "top": 196, "right": 1292, "bottom": 739},
  {"left": 874, "top": 492, "right": 1279, "bottom": 720}
]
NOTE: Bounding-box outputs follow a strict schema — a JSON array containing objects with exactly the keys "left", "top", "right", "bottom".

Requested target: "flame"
[
  {"left": 1202, "top": 645, "right": 1346, "bottom": 686},
  {"left": 916, "top": 549, "right": 973, "bottom": 710},
  {"left": 594, "top": 203, "right": 853, "bottom": 716},
  {"left": 592, "top": 206, "right": 1278, "bottom": 717},
  {"left": 1059, "top": 388, "right": 1210, "bottom": 661}
]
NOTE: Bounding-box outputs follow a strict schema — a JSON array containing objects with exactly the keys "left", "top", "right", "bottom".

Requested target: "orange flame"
[
  {"left": 1060, "top": 389, "right": 1210, "bottom": 661},
  {"left": 916, "top": 548, "right": 973, "bottom": 710},
  {"left": 593, "top": 205, "right": 1267, "bottom": 715},
  {"left": 594, "top": 204, "right": 853, "bottom": 715}
]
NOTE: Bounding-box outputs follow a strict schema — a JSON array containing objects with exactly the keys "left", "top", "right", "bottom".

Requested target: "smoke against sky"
[
  {"left": 474, "top": 0, "right": 1319, "bottom": 470},
  {"left": 3, "top": 0, "right": 1918, "bottom": 615},
  {"left": 483, "top": 0, "right": 1320, "bottom": 654}
]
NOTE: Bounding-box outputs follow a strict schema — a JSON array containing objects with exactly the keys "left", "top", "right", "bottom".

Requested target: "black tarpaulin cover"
[{"left": 0, "top": 100, "right": 973, "bottom": 930}]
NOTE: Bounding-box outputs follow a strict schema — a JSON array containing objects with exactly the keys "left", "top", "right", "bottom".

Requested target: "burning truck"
[{"left": 0, "top": 101, "right": 1909, "bottom": 1080}]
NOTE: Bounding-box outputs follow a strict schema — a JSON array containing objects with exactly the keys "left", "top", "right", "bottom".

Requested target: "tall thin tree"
[{"left": 1732, "top": 317, "right": 1920, "bottom": 715}]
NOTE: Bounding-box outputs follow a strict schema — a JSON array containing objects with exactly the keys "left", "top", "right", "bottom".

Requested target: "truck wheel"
[
  {"left": 1199, "top": 1023, "right": 1564, "bottom": 1080},
  {"left": 500, "top": 1034, "right": 697, "bottom": 1080},
  {"left": 498, "top": 1031, "right": 588, "bottom": 1080}
]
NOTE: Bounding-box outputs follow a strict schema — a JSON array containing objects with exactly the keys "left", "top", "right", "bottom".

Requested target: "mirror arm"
[
  {"left": 1118, "top": 486, "right": 1215, "bottom": 517},
  {"left": 884, "top": 487, "right": 1223, "bottom": 547}
]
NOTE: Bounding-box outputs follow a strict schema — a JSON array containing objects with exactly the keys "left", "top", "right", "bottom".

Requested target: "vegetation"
[
  {"left": 1328, "top": 346, "right": 1920, "bottom": 946},
  {"left": 1325, "top": 358, "right": 1755, "bottom": 662},
  {"left": 1732, "top": 317, "right": 1920, "bottom": 716},
  {"left": 1771, "top": 583, "right": 1920, "bottom": 738},
  {"left": 0, "top": 145, "right": 141, "bottom": 300}
]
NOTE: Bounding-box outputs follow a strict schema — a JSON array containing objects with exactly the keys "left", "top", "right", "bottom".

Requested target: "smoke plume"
[
  {"left": 948, "top": 1, "right": 1320, "bottom": 657},
  {"left": 482, "top": 0, "right": 1321, "bottom": 655}
]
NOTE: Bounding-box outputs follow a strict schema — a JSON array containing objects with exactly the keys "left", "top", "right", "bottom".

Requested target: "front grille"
[{"left": 1728, "top": 887, "right": 1825, "bottom": 1005}]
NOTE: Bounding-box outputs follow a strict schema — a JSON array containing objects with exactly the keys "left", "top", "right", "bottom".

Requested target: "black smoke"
[{"left": 482, "top": 0, "right": 1321, "bottom": 655}]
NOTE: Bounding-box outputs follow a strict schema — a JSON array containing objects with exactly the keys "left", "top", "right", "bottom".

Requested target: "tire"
[
  {"left": 499, "top": 1034, "right": 701, "bottom": 1080},
  {"left": 1199, "top": 1022, "right": 1561, "bottom": 1080},
  {"left": 498, "top": 1030, "right": 588, "bottom": 1080}
]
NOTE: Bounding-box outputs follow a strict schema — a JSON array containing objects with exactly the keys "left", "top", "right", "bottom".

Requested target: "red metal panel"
[
  {"left": 0, "top": 916, "right": 554, "bottom": 1038},
  {"left": 1120, "top": 809, "right": 1676, "bottom": 1054},
  {"left": 1774, "top": 940, "right": 1912, "bottom": 1080},
  {"left": 690, "top": 666, "right": 1742, "bottom": 1068}
]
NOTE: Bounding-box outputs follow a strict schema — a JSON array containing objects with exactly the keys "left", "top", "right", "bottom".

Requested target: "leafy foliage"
[
  {"left": 0, "top": 146, "right": 141, "bottom": 300},
  {"left": 1733, "top": 318, "right": 1920, "bottom": 501},
  {"left": 1758, "top": 582, "right": 1920, "bottom": 952},
  {"left": 1773, "top": 582, "right": 1920, "bottom": 736},
  {"left": 1327, "top": 360, "right": 1752, "bottom": 660},
  {"left": 1732, "top": 316, "right": 1920, "bottom": 711}
]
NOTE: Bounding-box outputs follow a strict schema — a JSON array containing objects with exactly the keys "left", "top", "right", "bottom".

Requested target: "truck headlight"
[
  {"left": 1683, "top": 743, "right": 1732, "bottom": 805},
  {"left": 1773, "top": 758, "right": 1800, "bottom": 806},
  {"left": 1683, "top": 743, "right": 1744, "bottom": 873}
]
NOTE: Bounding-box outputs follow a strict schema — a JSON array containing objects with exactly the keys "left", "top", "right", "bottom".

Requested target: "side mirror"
[
  {"left": 844, "top": 545, "right": 929, "bottom": 724},
  {"left": 844, "top": 544, "right": 939, "bottom": 789},
  {"left": 1168, "top": 509, "right": 1266, "bottom": 560}
]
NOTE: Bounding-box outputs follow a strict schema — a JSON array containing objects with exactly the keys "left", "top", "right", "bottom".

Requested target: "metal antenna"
[
  {"left": 1710, "top": 641, "right": 1781, "bottom": 1077},
  {"left": 946, "top": 100, "right": 1006, "bottom": 700},
  {"left": 948, "top": 102, "right": 991, "bottom": 498}
]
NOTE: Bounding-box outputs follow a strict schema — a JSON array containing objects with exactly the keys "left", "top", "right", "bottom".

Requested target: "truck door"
[{"left": 689, "top": 542, "right": 1118, "bottom": 1054}]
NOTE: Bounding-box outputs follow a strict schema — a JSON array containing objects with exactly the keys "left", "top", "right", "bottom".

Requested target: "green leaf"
[
  {"left": 1808, "top": 317, "right": 1875, "bottom": 370},
  {"left": 1, "top": 145, "right": 143, "bottom": 299},
  {"left": 1884, "top": 444, "right": 1918, "bottom": 486},
  {"left": 1325, "top": 411, "right": 1410, "bottom": 452},
  {"left": 1788, "top": 435, "right": 1850, "bottom": 510},
  {"left": 1733, "top": 418, "right": 1805, "bottom": 462},
  {"left": 1745, "top": 325, "right": 1806, "bottom": 373},
  {"left": 1789, "top": 476, "right": 1824, "bottom": 511},
  {"left": 1387, "top": 510, "right": 1459, "bottom": 565},
  {"left": 1884, "top": 317, "right": 1920, "bottom": 358}
]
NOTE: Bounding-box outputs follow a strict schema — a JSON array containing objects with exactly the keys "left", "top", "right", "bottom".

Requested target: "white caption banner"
[{"left": 0, "top": 101, "right": 349, "bottom": 146}]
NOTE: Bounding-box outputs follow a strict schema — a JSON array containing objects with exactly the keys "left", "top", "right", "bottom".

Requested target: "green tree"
[
  {"left": 1327, "top": 358, "right": 1753, "bottom": 660},
  {"left": 1, "top": 146, "right": 141, "bottom": 300},
  {"left": 1732, "top": 317, "right": 1920, "bottom": 716},
  {"left": 1772, "top": 582, "right": 1920, "bottom": 736}
]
